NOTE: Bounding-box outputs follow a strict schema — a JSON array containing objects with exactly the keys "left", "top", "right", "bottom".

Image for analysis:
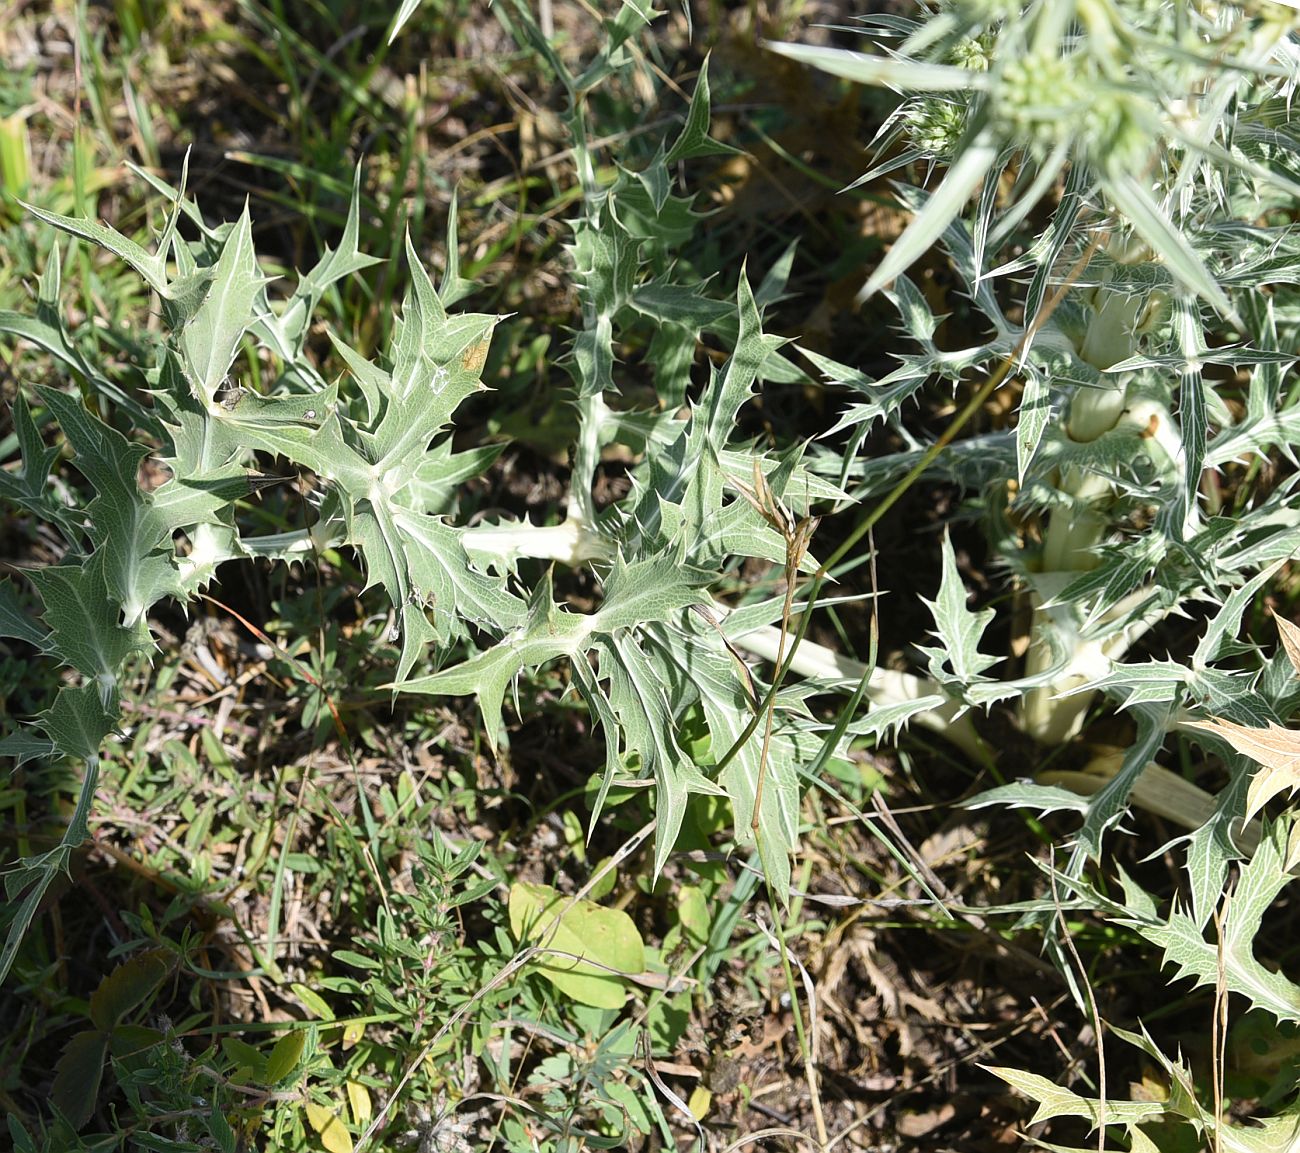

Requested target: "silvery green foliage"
[
  {"left": 0, "top": 35, "right": 837, "bottom": 981},
  {"left": 778, "top": 0, "right": 1300, "bottom": 1120},
  {"left": 398, "top": 8, "right": 832, "bottom": 893},
  {"left": 990, "top": 1016, "right": 1300, "bottom": 1151},
  {"left": 0, "top": 167, "right": 512, "bottom": 980},
  {"left": 770, "top": 0, "right": 1300, "bottom": 310}
]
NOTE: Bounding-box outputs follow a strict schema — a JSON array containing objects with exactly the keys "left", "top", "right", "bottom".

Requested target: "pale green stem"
[
  {"left": 1021, "top": 284, "right": 1151, "bottom": 742},
  {"left": 715, "top": 611, "right": 984, "bottom": 760},
  {"left": 566, "top": 390, "right": 609, "bottom": 532},
  {"left": 462, "top": 518, "right": 613, "bottom": 566},
  {"left": 1039, "top": 466, "right": 1113, "bottom": 575},
  {"left": 1022, "top": 583, "right": 1171, "bottom": 747}
]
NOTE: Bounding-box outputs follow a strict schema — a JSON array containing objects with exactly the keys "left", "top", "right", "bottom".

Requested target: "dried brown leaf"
[
  {"left": 1188, "top": 717, "right": 1300, "bottom": 822},
  {"left": 1276, "top": 614, "right": 1300, "bottom": 678}
]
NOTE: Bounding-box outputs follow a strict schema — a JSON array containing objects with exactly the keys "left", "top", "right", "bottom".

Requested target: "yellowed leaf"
[
  {"left": 1188, "top": 717, "right": 1300, "bottom": 821},
  {"left": 1277, "top": 614, "right": 1300, "bottom": 678},
  {"left": 460, "top": 339, "right": 490, "bottom": 374},
  {"left": 346, "top": 1080, "right": 372, "bottom": 1127},
  {"left": 687, "top": 1084, "right": 712, "bottom": 1120},
  {"left": 304, "top": 1102, "right": 354, "bottom": 1153}
]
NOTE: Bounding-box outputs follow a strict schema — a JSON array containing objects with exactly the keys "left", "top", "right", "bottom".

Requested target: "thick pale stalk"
[
  {"left": 716, "top": 613, "right": 985, "bottom": 760},
  {"left": 1021, "top": 283, "right": 1145, "bottom": 742},
  {"left": 462, "top": 519, "right": 613, "bottom": 566}
]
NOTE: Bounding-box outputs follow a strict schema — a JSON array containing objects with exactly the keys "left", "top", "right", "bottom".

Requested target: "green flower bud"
[
  {"left": 904, "top": 97, "right": 969, "bottom": 159},
  {"left": 994, "top": 51, "right": 1085, "bottom": 157}
]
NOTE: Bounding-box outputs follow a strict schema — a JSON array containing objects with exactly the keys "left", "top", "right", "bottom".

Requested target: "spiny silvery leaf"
[
  {"left": 180, "top": 205, "right": 271, "bottom": 409},
  {"left": 704, "top": 269, "right": 786, "bottom": 453},
  {"left": 23, "top": 201, "right": 170, "bottom": 296},
  {"left": 1193, "top": 562, "right": 1282, "bottom": 670},
  {"left": 635, "top": 145, "right": 673, "bottom": 215},
  {"left": 661, "top": 614, "right": 801, "bottom": 899},
  {"left": 152, "top": 395, "right": 259, "bottom": 531},
  {"left": 570, "top": 0, "right": 661, "bottom": 93},
  {"left": 1207, "top": 298, "right": 1300, "bottom": 471},
  {"left": 1019, "top": 426, "right": 1162, "bottom": 505},
  {"left": 255, "top": 167, "right": 382, "bottom": 363},
  {"left": 630, "top": 280, "right": 731, "bottom": 330},
  {"left": 397, "top": 552, "right": 707, "bottom": 714},
  {"left": 0, "top": 579, "right": 50, "bottom": 649},
  {"left": 126, "top": 151, "right": 217, "bottom": 243},
  {"left": 1119, "top": 819, "right": 1300, "bottom": 1024},
  {"left": 330, "top": 329, "right": 390, "bottom": 424},
  {"left": 0, "top": 303, "right": 98, "bottom": 386},
  {"left": 1013, "top": 368, "right": 1057, "bottom": 484},
  {"left": 394, "top": 554, "right": 802, "bottom": 889},
  {"left": 1115, "top": 1025, "right": 1300, "bottom": 1153},
  {"left": 648, "top": 320, "right": 698, "bottom": 409},
  {"left": 1103, "top": 174, "right": 1232, "bottom": 316},
  {"left": 664, "top": 56, "right": 742, "bottom": 164},
  {"left": 342, "top": 498, "right": 524, "bottom": 668},
  {"left": 992, "top": 1020, "right": 1300, "bottom": 1150},
  {"left": 1212, "top": 499, "right": 1300, "bottom": 573},
  {"left": 1181, "top": 770, "right": 1250, "bottom": 932},
  {"left": 681, "top": 450, "right": 828, "bottom": 574},
  {"left": 1017, "top": 162, "right": 1092, "bottom": 331},
  {"left": 983, "top": 1065, "right": 1165, "bottom": 1131},
  {"left": 36, "top": 388, "right": 190, "bottom": 625},
  {"left": 1087, "top": 659, "right": 1188, "bottom": 706},
  {"left": 832, "top": 431, "right": 1015, "bottom": 500},
  {"left": 1075, "top": 702, "right": 1172, "bottom": 860},
  {"left": 571, "top": 311, "right": 616, "bottom": 400},
  {"left": 1052, "top": 534, "right": 1168, "bottom": 624},
  {"left": 151, "top": 360, "right": 261, "bottom": 592},
  {"left": 720, "top": 590, "right": 868, "bottom": 645},
  {"left": 716, "top": 448, "right": 847, "bottom": 511},
  {"left": 847, "top": 693, "right": 954, "bottom": 743},
  {"left": 367, "top": 314, "right": 496, "bottom": 467},
  {"left": 770, "top": 1, "right": 1299, "bottom": 309},
  {"left": 600, "top": 631, "right": 724, "bottom": 876},
  {"left": 386, "top": 232, "right": 495, "bottom": 409},
  {"left": 406, "top": 442, "right": 506, "bottom": 513},
  {"left": 570, "top": 200, "right": 640, "bottom": 311},
  {"left": 763, "top": 40, "right": 989, "bottom": 95},
  {"left": 0, "top": 730, "right": 55, "bottom": 769},
  {"left": 623, "top": 271, "right": 785, "bottom": 561},
  {"left": 1187, "top": 669, "right": 1277, "bottom": 728},
  {"left": 816, "top": 352, "right": 932, "bottom": 439},
  {"left": 862, "top": 129, "right": 1002, "bottom": 301},
  {"left": 0, "top": 690, "right": 112, "bottom": 986},
  {"left": 916, "top": 531, "right": 999, "bottom": 687},
  {"left": 38, "top": 680, "right": 118, "bottom": 763},
  {"left": 185, "top": 227, "right": 513, "bottom": 669},
  {"left": 29, "top": 551, "right": 149, "bottom": 698},
  {"left": 0, "top": 393, "right": 82, "bottom": 544},
  {"left": 437, "top": 191, "right": 478, "bottom": 307},
  {"left": 963, "top": 781, "right": 1091, "bottom": 817},
  {"left": 394, "top": 571, "right": 590, "bottom": 747}
]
